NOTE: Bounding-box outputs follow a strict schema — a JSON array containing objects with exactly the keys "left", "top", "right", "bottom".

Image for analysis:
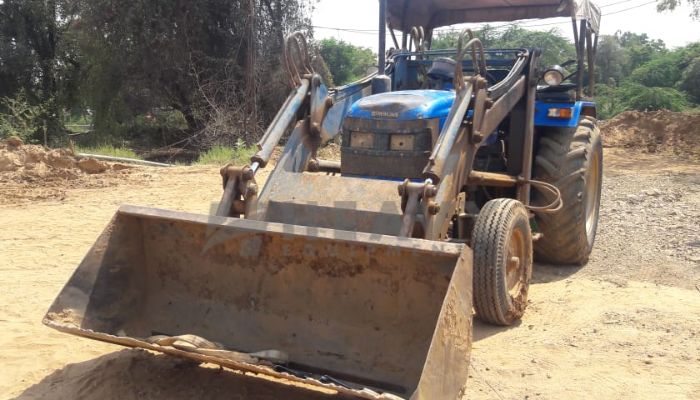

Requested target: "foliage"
[
  {"left": 679, "top": 56, "right": 700, "bottom": 102},
  {"left": 596, "top": 82, "right": 689, "bottom": 119},
  {"left": 432, "top": 26, "right": 575, "bottom": 68},
  {"left": 196, "top": 141, "right": 256, "bottom": 165},
  {"left": 593, "top": 33, "right": 700, "bottom": 118},
  {"left": 0, "top": 0, "right": 315, "bottom": 148},
  {"left": 595, "top": 35, "right": 628, "bottom": 85},
  {"left": 0, "top": 0, "right": 80, "bottom": 143},
  {"left": 656, "top": 0, "right": 700, "bottom": 20},
  {"left": 318, "top": 38, "right": 376, "bottom": 85},
  {"left": 0, "top": 91, "right": 46, "bottom": 142},
  {"left": 629, "top": 53, "right": 683, "bottom": 87},
  {"left": 595, "top": 84, "right": 628, "bottom": 120},
  {"left": 75, "top": 145, "right": 141, "bottom": 160},
  {"left": 621, "top": 84, "right": 689, "bottom": 112}
]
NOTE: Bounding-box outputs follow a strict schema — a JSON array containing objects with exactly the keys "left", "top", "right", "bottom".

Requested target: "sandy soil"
[{"left": 1, "top": 150, "right": 699, "bottom": 399}]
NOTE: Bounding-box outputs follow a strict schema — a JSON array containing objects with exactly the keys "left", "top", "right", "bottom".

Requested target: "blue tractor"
[{"left": 46, "top": 0, "right": 603, "bottom": 398}]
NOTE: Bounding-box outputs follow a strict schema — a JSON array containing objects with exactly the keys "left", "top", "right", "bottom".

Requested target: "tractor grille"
[{"left": 341, "top": 117, "right": 439, "bottom": 179}]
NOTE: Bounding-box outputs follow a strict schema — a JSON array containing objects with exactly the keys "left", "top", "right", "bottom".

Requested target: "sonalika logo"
[{"left": 371, "top": 111, "right": 400, "bottom": 118}]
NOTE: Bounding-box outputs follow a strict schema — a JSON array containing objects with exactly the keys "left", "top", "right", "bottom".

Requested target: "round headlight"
[{"left": 543, "top": 69, "right": 564, "bottom": 86}]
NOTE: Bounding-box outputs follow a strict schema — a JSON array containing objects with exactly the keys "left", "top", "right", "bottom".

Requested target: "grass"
[
  {"left": 75, "top": 145, "right": 141, "bottom": 160},
  {"left": 196, "top": 144, "right": 257, "bottom": 166}
]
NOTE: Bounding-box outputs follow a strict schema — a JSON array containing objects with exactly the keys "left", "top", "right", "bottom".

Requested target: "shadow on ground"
[
  {"left": 532, "top": 262, "right": 584, "bottom": 284},
  {"left": 14, "top": 349, "right": 350, "bottom": 400}
]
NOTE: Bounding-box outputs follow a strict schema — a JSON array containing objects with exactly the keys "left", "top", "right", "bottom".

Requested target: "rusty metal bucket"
[{"left": 44, "top": 205, "right": 472, "bottom": 399}]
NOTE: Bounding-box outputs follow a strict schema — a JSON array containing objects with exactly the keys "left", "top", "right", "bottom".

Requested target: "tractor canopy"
[{"left": 387, "top": 0, "right": 600, "bottom": 33}]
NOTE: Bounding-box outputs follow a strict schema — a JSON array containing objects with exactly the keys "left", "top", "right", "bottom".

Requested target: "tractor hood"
[{"left": 347, "top": 90, "right": 456, "bottom": 121}]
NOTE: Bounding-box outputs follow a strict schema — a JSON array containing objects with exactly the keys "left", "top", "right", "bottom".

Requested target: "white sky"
[{"left": 312, "top": 0, "right": 700, "bottom": 51}]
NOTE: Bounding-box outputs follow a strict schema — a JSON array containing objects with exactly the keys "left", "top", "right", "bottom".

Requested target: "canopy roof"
[{"left": 387, "top": 0, "right": 600, "bottom": 33}]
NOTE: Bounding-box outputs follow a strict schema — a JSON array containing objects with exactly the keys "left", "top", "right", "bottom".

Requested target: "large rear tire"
[
  {"left": 472, "top": 198, "right": 533, "bottom": 326},
  {"left": 532, "top": 116, "right": 603, "bottom": 265}
]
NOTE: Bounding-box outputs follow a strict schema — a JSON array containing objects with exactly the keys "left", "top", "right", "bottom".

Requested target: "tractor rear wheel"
[
  {"left": 532, "top": 116, "right": 603, "bottom": 265},
  {"left": 472, "top": 198, "right": 533, "bottom": 326}
]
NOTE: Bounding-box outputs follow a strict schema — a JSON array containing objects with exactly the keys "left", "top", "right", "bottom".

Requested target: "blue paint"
[
  {"left": 534, "top": 101, "right": 596, "bottom": 128},
  {"left": 347, "top": 90, "right": 456, "bottom": 121}
]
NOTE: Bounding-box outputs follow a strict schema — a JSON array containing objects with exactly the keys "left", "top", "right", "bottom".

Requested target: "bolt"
[{"left": 428, "top": 202, "right": 441, "bottom": 215}]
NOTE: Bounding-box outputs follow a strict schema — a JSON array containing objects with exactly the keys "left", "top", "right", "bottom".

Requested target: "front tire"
[
  {"left": 532, "top": 116, "right": 603, "bottom": 265},
  {"left": 472, "top": 198, "right": 533, "bottom": 326}
]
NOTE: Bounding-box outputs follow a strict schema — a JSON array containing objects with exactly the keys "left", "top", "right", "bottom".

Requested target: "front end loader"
[{"left": 45, "top": 1, "right": 603, "bottom": 398}]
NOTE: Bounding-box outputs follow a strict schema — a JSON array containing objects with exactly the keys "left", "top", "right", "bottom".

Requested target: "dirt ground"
[{"left": 1, "top": 147, "right": 699, "bottom": 399}]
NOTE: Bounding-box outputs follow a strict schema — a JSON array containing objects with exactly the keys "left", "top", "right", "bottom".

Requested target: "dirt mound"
[
  {"left": 0, "top": 138, "right": 133, "bottom": 204},
  {"left": 600, "top": 110, "right": 700, "bottom": 158}
]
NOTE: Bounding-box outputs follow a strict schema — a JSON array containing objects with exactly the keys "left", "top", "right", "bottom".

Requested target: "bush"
[
  {"left": 196, "top": 141, "right": 256, "bottom": 166},
  {"left": 620, "top": 83, "right": 689, "bottom": 112},
  {"left": 0, "top": 91, "right": 45, "bottom": 143}
]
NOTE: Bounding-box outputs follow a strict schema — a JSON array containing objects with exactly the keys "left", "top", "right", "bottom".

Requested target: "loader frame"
[{"left": 45, "top": 1, "right": 602, "bottom": 399}]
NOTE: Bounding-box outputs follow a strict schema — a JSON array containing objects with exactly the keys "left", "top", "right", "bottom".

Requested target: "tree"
[
  {"left": 630, "top": 53, "right": 683, "bottom": 87},
  {"left": 0, "top": 0, "right": 79, "bottom": 144},
  {"left": 318, "top": 38, "right": 376, "bottom": 85},
  {"left": 75, "top": 0, "right": 314, "bottom": 144},
  {"left": 657, "top": 0, "right": 700, "bottom": 20},
  {"left": 619, "top": 83, "right": 689, "bottom": 111},
  {"left": 617, "top": 32, "right": 667, "bottom": 74},
  {"left": 679, "top": 56, "right": 700, "bottom": 102},
  {"left": 431, "top": 26, "right": 575, "bottom": 68},
  {"left": 595, "top": 35, "right": 628, "bottom": 85}
]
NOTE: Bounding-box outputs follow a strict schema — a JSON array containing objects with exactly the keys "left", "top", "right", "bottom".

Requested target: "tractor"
[{"left": 45, "top": 0, "right": 603, "bottom": 398}]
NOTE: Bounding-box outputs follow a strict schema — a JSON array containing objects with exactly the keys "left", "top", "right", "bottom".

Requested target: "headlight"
[
  {"left": 543, "top": 66, "right": 565, "bottom": 86},
  {"left": 350, "top": 132, "right": 374, "bottom": 149}
]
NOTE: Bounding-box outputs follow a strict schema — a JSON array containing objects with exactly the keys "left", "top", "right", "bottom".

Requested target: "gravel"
[{"left": 539, "top": 166, "right": 700, "bottom": 289}]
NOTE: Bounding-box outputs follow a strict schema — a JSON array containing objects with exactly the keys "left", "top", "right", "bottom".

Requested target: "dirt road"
[{"left": 1, "top": 149, "right": 699, "bottom": 399}]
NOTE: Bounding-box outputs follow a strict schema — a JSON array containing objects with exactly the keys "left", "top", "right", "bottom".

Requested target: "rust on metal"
[
  {"left": 217, "top": 164, "right": 258, "bottom": 218},
  {"left": 44, "top": 205, "right": 473, "bottom": 400}
]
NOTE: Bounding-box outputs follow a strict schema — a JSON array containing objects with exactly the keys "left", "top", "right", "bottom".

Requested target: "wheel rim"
[
  {"left": 584, "top": 148, "right": 601, "bottom": 242},
  {"left": 506, "top": 227, "right": 527, "bottom": 297}
]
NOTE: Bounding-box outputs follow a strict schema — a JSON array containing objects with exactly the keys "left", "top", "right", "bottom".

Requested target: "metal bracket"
[
  {"left": 217, "top": 164, "right": 258, "bottom": 218},
  {"left": 305, "top": 74, "right": 334, "bottom": 171},
  {"left": 398, "top": 180, "right": 438, "bottom": 238}
]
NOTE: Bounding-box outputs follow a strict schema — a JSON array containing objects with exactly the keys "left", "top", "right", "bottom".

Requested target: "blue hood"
[{"left": 347, "top": 90, "right": 456, "bottom": 121}]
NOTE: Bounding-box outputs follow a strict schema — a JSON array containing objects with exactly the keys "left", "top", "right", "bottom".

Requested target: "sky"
[{"left": 312, "top": 0, "right": 700, "bottom": 51}]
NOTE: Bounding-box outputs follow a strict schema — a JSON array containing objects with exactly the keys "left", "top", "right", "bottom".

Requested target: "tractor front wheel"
[{"left": 472, "top": 198, "right": 533, "bottom": 326}]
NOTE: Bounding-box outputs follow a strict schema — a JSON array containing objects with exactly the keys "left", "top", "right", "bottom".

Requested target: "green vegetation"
[
  {"left": 196, "top": 142, "right": 256, "bottom": 166},
  {"left": 1, "top": 0, "right": 697, "bottom": 148},
  {"left": 433, "top": 26, "right": 576, "bottom": 68},
  {"left": 0, "top": 0, "right": 313, "bottom": 147},
  {"left": 0, "top": 90, "right": 46, "bottom": 143},
  {"left": 75, "top": 145, "right": 142, "bottom": 160},
  {"left": 595, "top": 34, "right": 699, "bottom": 118},
  {"left": 318, "top": 38, "right": 377, "bottom": 85},
  {"left": 433, "top": 28, "right": 699, "bottom": 119}
]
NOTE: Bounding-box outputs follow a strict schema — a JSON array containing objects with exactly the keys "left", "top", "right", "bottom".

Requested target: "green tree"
[
  {"left": 318, "top": 38, "right": 376, "bottom": 85},
  {"left": 617, "top": 32, "right": 667, "bottom": 75},
  {"left": 0, "top": 0, "right": 79, "bottom": 144},
  {"left": 595, "top": 35, "right": 628, "bottom": 85},
  {"left": 679, "top": 56, "right": 700, "bottom": 102},
  {"left": 619, "top": 83, "right": 689, "bottom": 112},
  {"left": 630, "top": 53, "right": 683, "bottom": 87},
  {"left": 75, "top": 0, "right": 314, "bottom": 144},
  {"left": 431, "top": 26, "right": 575, "bottom": 68}
]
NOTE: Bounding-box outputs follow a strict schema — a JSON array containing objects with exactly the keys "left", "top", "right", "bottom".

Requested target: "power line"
[{"left": 603, "top": 0, "right": 658, "bottom": 15}]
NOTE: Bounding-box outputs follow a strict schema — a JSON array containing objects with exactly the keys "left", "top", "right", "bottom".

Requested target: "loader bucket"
[{"left": 44, "top": 205, "right": 473, "bottom": 399}]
